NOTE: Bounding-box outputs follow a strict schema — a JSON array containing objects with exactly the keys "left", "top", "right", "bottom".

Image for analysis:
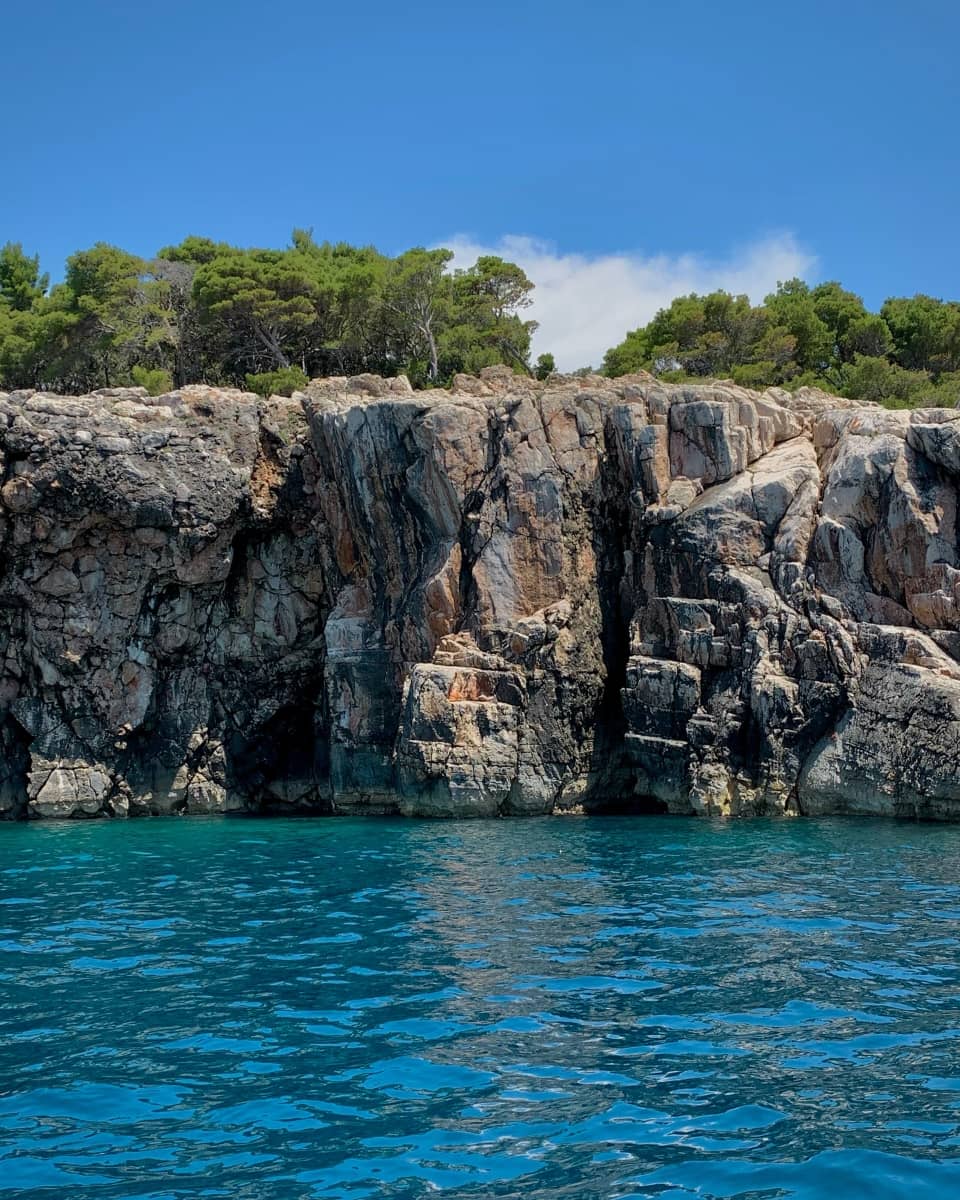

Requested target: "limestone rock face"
[{"left": 0, "top": 370, "right": 958, "bottom": 820}]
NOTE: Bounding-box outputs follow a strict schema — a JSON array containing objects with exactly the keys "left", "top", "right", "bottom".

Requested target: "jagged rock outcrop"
[{"left": 0, "top": 367, "right": 958, "bottom": 820}]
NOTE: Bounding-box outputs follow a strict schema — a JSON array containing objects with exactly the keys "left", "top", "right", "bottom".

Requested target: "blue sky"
[{"left": 3, "top": 0, "right": 958, "bottom": 367}]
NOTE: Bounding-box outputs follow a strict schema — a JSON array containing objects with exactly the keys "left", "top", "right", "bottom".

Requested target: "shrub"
[
  {"left": 840, "top": 355, "right": 927, "bottom": 408},
  {"left": 245, "top": 366, "right": 309, "bottom": 398},
  {"left": 534, "top": 352, "right": 556, "bottom": 380},
  {"left": 131, "top": 365, "right": 174, "bottom": 395},
  {"left": 731, "top": 362, "right": 778, "bottom": 389}
]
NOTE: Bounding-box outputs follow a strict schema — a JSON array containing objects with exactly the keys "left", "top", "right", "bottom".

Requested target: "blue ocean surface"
[{"left": 3, "top": 816, "right": 960, "bottom": 1198}]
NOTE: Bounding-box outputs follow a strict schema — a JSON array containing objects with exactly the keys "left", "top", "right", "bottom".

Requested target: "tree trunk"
[
  {"left": 424, "top": 321, "right": 439, "bottom": 381},
  {"left": 253, "top": 322, "right": 290, "bottom": 369},
  {"left": 499, "top": 338, "right": 532, "bottom": 376}
]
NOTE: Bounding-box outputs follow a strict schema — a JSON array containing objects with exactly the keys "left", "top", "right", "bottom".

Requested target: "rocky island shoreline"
[{"left": 0, "top": 367, "right": 957, "bottom": 821}]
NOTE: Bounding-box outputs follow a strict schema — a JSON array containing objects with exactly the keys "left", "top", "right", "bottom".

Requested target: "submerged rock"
[{"left": 0, "top": 370, "right": 958, "bottom": 820}]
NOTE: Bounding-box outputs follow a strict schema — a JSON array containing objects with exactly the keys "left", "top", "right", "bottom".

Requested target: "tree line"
[
  {"left": 2, "top": 233, "right": 958, "bottom": 408},
  {"left": 602, "top": 279, "right": 960, "bottom": 407},
  {"left": 0, "top": 233, "right": 552, "bottom": 396}
]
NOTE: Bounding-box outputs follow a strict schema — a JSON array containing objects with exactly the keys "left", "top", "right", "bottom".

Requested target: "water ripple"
[{"left": 3, "top": 815, "right": 960, "bottom": 1196}]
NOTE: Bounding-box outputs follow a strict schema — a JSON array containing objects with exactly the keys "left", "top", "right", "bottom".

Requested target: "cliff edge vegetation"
[
  {"left": 2, "top": 236, "right": 959, "bottom": 408},
  {"left": 0, "top": 235, "right": 546, "bottom": 397}
]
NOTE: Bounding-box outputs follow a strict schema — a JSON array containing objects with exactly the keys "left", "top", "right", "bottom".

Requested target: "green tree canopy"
[
  {"left": 602, "top": 277, "right": 960, "bottom": 409},
  {"left": 10, "top": 231, "right": 960, "bottom": 411},
  {"left": 0, "top": 243, "right": 48, "bottom": 312},
  {"left": 880, "top": 295, "right": 960, "bottom": 374},
  {"left": 443, "top": 255, "right": 537, "bottom": 377},
  {"left": 193, "top": 248, "right": 319, "bottom": 374},
  {"left": 0, "top": 231, "right": 546, "bottom": 394},
  {"left": 382, "top": 247, "right": 452, "bottom": 383},
  {"left": 810, "top": 281, "right": 868, "bottom": 354},
  {"left": 42, "top": 243, "right": 171, "bottom": 391}
]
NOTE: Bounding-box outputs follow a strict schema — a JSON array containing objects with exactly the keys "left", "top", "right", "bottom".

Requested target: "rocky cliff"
[{"left": 0, "top": 368, "right": 958, "bottom": 820}]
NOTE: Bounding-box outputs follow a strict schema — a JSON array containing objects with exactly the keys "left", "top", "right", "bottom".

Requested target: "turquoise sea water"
[{"left": 3, "top": 817, "right": 960, "bottom": 1198}]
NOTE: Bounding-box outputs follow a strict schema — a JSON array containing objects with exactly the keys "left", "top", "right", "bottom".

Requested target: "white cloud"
[{"left": 442, "top": 233, "right": 817, "bottom": 372}]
